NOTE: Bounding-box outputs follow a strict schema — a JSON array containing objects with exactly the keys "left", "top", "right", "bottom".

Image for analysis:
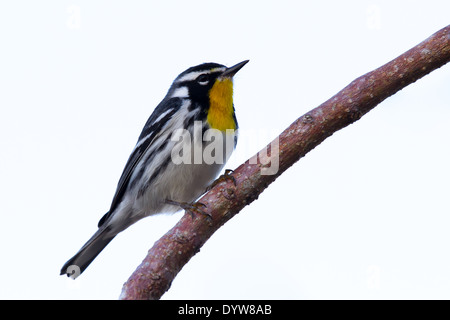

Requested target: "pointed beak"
[{"left": 221, "top": 60, "right": 249, "bottom": 78}]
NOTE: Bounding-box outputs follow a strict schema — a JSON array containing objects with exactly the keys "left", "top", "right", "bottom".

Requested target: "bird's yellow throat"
[{"left": 207, "top": 78, "right": 236, "bottom": 131}]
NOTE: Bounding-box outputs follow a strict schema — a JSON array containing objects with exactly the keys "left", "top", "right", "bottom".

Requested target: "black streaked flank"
[
  {"left": 137, "top": 155, "right": 171, "bottom": 198},
  {"left": 127, "top": 136, "right": 170, "bottom": 192}
]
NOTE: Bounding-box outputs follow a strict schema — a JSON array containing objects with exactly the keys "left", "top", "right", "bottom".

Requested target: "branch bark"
[{"left": 120, "top": 25, "right": 450, "bottom": 300}]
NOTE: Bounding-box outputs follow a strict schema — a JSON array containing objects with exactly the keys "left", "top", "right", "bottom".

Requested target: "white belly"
[{"left": 133, "top": 127, "right": 237, "bottom": 216}]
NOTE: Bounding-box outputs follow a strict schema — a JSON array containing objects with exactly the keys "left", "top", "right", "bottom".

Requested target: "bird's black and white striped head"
[
  {"left": 164, "top": 61, "right": 248, "bottom": 131},
  {"left": 167, "top": 61, "right": 249, "bottom": 104},
  {"left": 168, "top": 63, "right": 227, "bottom": 104}
]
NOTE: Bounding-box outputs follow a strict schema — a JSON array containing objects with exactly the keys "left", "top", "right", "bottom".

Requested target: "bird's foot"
[
  {"left": 206, "top": 169, "right": 236, "bottom": 192},
  {"left": 165, "top": 199, "right": 212, "bottom": 221}
]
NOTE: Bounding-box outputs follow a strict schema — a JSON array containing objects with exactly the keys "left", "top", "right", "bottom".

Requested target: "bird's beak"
[{"left": 221, "top": 60, "right": 249, "bottom": 78}]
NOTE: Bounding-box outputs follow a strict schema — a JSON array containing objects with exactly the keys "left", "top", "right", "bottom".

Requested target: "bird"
[{"left": 61, "top": 60, "right": 249, "bottom": 278}]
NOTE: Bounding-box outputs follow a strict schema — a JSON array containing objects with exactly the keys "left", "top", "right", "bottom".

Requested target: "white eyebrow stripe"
[
  {"left": 176, "top": 71, "right": 203, "bottom": 82},
  {"left": 170, "top": 86, "right": 189, "bottom": 98},
  {"left": 175, "top": 67, "right": 226, "bottom": 83}
]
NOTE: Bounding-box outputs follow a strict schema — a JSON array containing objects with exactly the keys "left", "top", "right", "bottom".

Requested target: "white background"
[{"left": 0, "top": 0, "right": 449, "bottom": 299}]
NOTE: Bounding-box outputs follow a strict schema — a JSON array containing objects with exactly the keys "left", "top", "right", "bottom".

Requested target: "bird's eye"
[{"left": 196, "top": 74, "right": 209, "bottom": 85}]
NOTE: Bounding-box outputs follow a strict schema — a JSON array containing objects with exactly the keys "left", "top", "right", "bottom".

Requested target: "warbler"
[{"left": 61, "top": 60, "right": 249, "bottom": 278}]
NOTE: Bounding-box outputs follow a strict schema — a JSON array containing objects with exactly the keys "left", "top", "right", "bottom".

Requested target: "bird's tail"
[{"left": 60, "top": 227, "right": 115, "bottom": 279}]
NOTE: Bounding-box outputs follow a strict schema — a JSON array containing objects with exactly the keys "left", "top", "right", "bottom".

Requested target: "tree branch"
[{"left": 120, "top": 25, "right": 450, "bottom": 300}]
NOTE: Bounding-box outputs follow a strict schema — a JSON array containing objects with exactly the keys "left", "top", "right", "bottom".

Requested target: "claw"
[{"left": 207, "top": 169, "right": 237, "bottom": 192}]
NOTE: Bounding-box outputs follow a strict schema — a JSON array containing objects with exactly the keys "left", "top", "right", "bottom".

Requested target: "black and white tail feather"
[{"left": 61, "top": 61, "right": 248, "bottom": 278}]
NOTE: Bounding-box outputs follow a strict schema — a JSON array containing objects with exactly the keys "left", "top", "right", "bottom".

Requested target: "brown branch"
[{"left": 120, "top": 25, "right": 450, "bottom": 300}]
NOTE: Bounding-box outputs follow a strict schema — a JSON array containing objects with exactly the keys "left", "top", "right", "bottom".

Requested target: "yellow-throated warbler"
[{"left": 61, "top": 60, "right": 249, "bottom": 278}]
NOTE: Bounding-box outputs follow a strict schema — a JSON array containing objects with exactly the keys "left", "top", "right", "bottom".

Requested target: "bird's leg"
[{"left": 165, "top": 199, "right": 212, "bottom": 221}]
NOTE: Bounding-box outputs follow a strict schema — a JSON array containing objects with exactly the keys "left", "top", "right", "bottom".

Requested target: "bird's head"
[{"left": 169, "top": 60, "right": 249, "bottom": 131}]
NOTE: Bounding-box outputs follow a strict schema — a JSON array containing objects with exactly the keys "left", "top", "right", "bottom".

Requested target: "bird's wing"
[{"left": 98, "top": 98, "right": 182, "bottom": 227}]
